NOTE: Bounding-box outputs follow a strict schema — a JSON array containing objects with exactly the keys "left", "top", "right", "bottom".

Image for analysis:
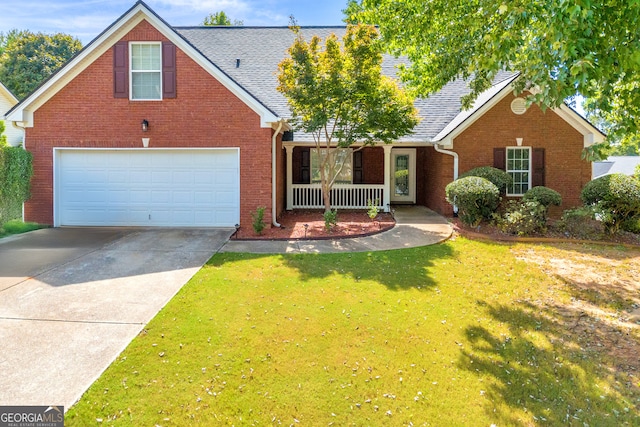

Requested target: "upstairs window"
[{"left": 130, "top": 42, "right": 161, "bottom": 100}]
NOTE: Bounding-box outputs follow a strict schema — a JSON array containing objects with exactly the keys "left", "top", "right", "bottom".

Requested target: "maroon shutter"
[
  {"left": 532, "top": 148, "right": 545, "bottom": 187},
  {"left": 353, "top": 150, "right": 363, "bottom": 184},
  {"left": 493, "top": 148, "right": 506, "bottom": 170},
  {"left": 301, "top": 148, "right": 310, "bottom": 183},
  {"left": 113, "top": 42, "right": 128, "bottom": 98},
  {"left": 162, "top": 42, "right": 176, "bottom": 98}
]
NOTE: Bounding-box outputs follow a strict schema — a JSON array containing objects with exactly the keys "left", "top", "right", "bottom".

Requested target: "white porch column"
[
  {"left": 285, "top": 145, "right": 294, "bottom": 210},
  {"left": 382, "top": 145, "right": 392, "bottom": 212}
]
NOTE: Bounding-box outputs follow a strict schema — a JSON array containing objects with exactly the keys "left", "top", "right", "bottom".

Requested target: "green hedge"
[
  {"left": 0, "top": 145, "right": 33, "bottom": 224},
  {"left": 445, "top": 176, "right": 500, "bottom": 226},
  {"left": 581, "top": 173, "right": 640, "bottom": 234}
]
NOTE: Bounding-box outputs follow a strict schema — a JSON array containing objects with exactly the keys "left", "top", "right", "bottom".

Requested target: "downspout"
[
  {"left": 12, "top": 121, "right": 27, "bottom": 146},
  {"left": 433, "top": 143, "right": 459, "bottom": 214},
  {"left": 272, "top": 120, "right": 284, "bottom": 227}
]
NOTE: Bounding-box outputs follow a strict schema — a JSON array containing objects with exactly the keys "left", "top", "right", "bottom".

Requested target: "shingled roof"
[{"left": 175, "top": 26, "right": 518, "bottom": 142}]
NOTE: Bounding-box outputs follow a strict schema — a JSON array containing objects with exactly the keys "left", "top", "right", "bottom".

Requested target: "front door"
[{"left": 390, "top": 148, "right": 416, "bottom": 203}]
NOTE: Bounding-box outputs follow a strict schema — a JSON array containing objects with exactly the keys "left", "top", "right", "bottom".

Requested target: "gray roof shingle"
[{"left": 175, "top": 26, "right": 518, "bottom": 142}]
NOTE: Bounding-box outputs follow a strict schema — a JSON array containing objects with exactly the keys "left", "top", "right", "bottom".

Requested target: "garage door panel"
[{"left": 57, "top": 149, "right": 239, "bottom": 227}]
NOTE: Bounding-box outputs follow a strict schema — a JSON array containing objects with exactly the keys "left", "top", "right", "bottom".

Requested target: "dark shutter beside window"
[
  {"left": 162, "top": 42, "right": 176, "bottom": 98},
  {"left": 532, "top": 148, "right": 545, "bottom": 187},
  {"left": 301, "top": 148, "right": 310, "bottom": 184},
  {"left": 493, "top": 148, "right": 506, "bottom": 171},
  {"left": 353, "top": 150, "right": 363, "bottom": 184},
  {"left": 113, "top": 41, "right": 128, "bottom": 98}
]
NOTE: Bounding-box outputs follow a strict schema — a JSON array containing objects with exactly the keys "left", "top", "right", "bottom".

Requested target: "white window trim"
[
  {"left": 506, "top": 146, "right": 532, "bottom": 197},
  {"left": 311, "top": 148, "right": 354, "bottom": 184},
  {"left": 129, "top": 41, "right": 162, "bottom": 101}
]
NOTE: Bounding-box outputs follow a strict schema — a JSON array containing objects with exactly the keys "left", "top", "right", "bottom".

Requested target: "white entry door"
[
  {"left": 55, "top": 149, "right": 239, "bottom": 227},
  {"left": 390, "top": 148, "right": 416, "bottom": 203}
]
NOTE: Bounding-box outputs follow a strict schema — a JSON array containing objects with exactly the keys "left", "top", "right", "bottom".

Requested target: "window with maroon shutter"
[
  {"left": 113, "top": 41, "right": 128, "bottom": 98},
  {"left": 532, "top": 148, "right": 545, "bottom": 187},
  {"left": 162, "top": 42, "right": 176, "bottom": 98},
  {"left": 506, "top": 147, "right": 532, "bottom": 196}
]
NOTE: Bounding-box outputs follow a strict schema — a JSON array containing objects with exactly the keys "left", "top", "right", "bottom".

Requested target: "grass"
[
  {"left": 0, "top": 219, "right": 45, "bottom": 238},
  {"left": 65, "top": 238, "right": 640, "bottom": 426}
]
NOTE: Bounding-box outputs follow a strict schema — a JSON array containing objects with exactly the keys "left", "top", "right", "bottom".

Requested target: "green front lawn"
[{"left": 66, "top": 238, "right": 639, "bottom": 426}]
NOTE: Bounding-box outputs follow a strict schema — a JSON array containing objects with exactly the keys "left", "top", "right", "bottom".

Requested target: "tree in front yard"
[
  {"left": 277, "top": 23, "right": 418, "bottom": 213},
  {"left": 353, "top": 0, "right": 640, "bottom": 154}
]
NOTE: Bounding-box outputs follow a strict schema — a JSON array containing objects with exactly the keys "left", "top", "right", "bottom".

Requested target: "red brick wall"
[
  {"left": 422, "top": 147, "right": 455, "bottom": 215},
  {"left": 24, "top": 21, "right": 274, "bottom": 227},
  {"left": 422, "top": 94, "right": 591, "bottom": 218}
]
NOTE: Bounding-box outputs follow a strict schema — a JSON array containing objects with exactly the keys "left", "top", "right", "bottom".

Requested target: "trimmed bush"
[
  {"left": 445, "top": 176, "right": 500, "bottom": 226},
  {"left": 581, "top": 173, "right": 640, "bottom": 234},
  {"left": 459, "top": 166, "right": 512, "bottom": 194},
  {"left": 523, "top": 186, "right": 562, "bottom": 208},
  {"left": 495, "top": 200, "right": 547, "bottom": 236}
]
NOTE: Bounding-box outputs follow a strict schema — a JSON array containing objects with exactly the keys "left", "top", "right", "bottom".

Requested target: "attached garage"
[{"left": 54, "top": 149, "right": 240, "bottom": 227}]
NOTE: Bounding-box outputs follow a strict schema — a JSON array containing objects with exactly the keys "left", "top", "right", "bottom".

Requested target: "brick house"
[{"left": 5, "top": 1, "right": 604, "bottom": 228}]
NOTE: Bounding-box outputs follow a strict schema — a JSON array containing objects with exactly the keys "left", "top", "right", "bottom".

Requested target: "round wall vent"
[{"left": 511, "top": 97, "right": 527, "bottom": 115}]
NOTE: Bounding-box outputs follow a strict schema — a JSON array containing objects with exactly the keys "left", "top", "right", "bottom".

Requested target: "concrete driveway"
[{"left": 0, "top": 227, "right": 233, "bottom": 410}]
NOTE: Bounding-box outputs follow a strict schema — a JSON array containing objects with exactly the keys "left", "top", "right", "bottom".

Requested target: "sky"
[{"left": 0, "top": 0, "right": 350, "bottom": 44}]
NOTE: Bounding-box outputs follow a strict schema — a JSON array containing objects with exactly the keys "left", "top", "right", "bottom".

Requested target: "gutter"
[
  {"left": 272, "top": 120, "right": 284, "bottom": 227},
  {"left": 433, "top": 143, "right": 459, "bottom": 214}
]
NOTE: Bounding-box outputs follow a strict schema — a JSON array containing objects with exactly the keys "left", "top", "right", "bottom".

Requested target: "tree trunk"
[{"left": 320, "top": 167, "right": 332, "bottom": 213}]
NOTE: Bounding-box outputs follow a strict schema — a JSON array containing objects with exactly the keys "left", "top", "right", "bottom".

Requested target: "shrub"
[
  {"left": 495, "top": 200, "right": 547, "bottom": 236},
  {"left": 367, "top": 199, "right": 379, "bottom": 220},
  {"left": 581, "top": 173, "right": 640, "bottom": 234},
  {"left": 523, "top": 186, "right": 562, "bottom": 208},
  {"left": 621, "top": 216, "right": 640, "bottom": 234},
  {"left": 324, "top": 209, "right": 338, "bottom": 231},
  {"left": 459, "top": 166, "right": 512, "bottom": 194},
  {"left": 0, "top": 145, "right": 34, "bottom": 224},
  {"left": 445, "top": 176, "right": 500, "bottom": 226},
  {"left": 251, "top": 206, "right": 266, "bottom": 235}
]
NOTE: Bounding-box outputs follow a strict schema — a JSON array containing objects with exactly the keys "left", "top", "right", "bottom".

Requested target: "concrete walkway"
[{"left": 221, "top": 205, "right": 453, "bottom": 254}]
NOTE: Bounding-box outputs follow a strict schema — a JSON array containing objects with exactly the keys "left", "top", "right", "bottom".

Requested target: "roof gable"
[{"left": 6, "top": 0, "right": 279, "bottom": 128}]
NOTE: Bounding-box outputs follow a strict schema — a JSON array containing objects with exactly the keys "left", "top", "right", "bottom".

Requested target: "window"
[
  {"left": 506, "top": 147, "right": 531, "bottom": 196},
  {"left": 311, "top": 149, "right": 353, "bottom": 184},
  {"left": 130, "top": 42, "right": 161, "bottom": 100}
]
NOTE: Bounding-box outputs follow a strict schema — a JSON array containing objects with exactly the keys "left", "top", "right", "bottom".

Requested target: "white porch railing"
[{"left": 291, "top": 184, "right": 385, "bottom": 209}]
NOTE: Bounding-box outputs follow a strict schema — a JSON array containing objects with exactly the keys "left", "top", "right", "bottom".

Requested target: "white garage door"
[{"left": 56, "top": 149, "right": 239, "bottom": 227}]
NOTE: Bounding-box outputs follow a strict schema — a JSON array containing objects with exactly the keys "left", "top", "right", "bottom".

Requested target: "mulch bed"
[
  {"left": 233, "top": 210, "right": 395, "bottom": 240},
  {"left": 451, "top": 218, "right": 640, "bottom": 247}
]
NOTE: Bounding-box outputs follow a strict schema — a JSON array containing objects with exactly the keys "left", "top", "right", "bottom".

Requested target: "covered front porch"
[{"left": 283, "top": 143, "right": 420, "bottom": 211}]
